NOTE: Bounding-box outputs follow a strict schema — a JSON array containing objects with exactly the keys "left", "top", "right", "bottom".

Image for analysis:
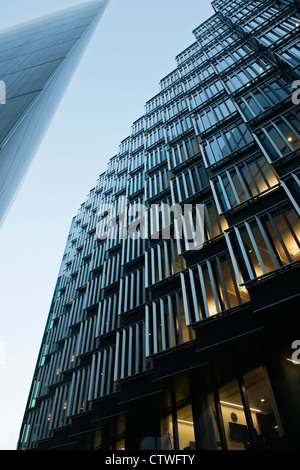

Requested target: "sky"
[{"left": 0, "top": 0, "right": 214, "bottom": 450}]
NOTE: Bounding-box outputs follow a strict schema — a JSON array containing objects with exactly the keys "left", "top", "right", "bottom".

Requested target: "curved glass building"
[{"left": 0, "top": 0, "right": 109, "bottom": 226}]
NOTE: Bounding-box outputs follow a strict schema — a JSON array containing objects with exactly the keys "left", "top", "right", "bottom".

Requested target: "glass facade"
[
  {"left": 19, "top": 0, "right": 300, "bottom": 451},
  {"left": 0, "top": 1, "right": 109, "bottom": 226}
]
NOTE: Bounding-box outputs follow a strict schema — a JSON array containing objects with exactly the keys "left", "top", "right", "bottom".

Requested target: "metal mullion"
[
  {"left": 207, "top": 260, "right": 221, "bottom": 314},
  {"left": 130, "top": 273, "right": 134, "bottom": 310},
  {"left": 145, "top": 305, "right": 150, "bottom": 357},
  {"left": 217, "top": 175, "right": 232, "bottom": 210},
  {"left": 210, "top": 180, "right": 223, "bottom": 215},
  {"left": 197, "top": 263, "right": 210, "bottom": 318},
  {"left": 189, "top": 268, "right": 201, "bottom": 322},
  {"left": 225, "top": 251, "right": 243, "bottom": 304},
  {"left": 157, "top": 244, "right": 163, "bottom": 281},
  {"left": 100, "top": 349, "right": 108, "bottom": 397},
  {"left": 99, "top": 299, "right": 106, "bottom": 336},
  {"left": 234, "top": 164, "right": 252, "bottom": 198},
  {"left": 164, "top": 241, "right": 170, "bottom": 278},
  {"left": 181, "top": 172, "right": 189, "bottom": 199},
  {"left": 152, "top": 302, "right": 158, "bottom": 354},
  {"left": 175, "top": 291, "right": 184, "bottom": 344},
  {"left": 167, "top": 295, "right": 175, "bottom": 348},
  {"left": 272, "top": 121, "right": 294, "bottom": 151},
  {"left": 135, "top": 324, "right": 140, "bottom": 374},
  {"left": 233, "top": 226, "right": 256, "bottom": 280},
  {"left": 244, "top": 220, "right": 267, "bottom": 275},
  {"left": 128, "top": 327, "right": 133, "bottom": 377},
  {"left": 279, "top": 205, "right": 300, "bottom": 251},
  {"left": 106, "top": 297, "right": 112, "bottom": 333},
  {"left": 120, "top": 329, "right": 127, "bottom": 379},
  {"left": 88, "top": 354, "right": 96, "bottom": 402},
  {"left": 225, "top": 168, "right": 242, "bottom": 206},
  {"left": 215, "top": 255, "right": 231, "bottom": 310},
  {"left": 266, "top": 210, "right": 293, "bottom": 264},
  {"left": 160, "top": 299, "right": 167, "bottom": 351},
  {"left": 242, "top": 160, "right": 260, "bottom": 194},
  {"left": 282, "top": 114, "right": 300, "bottom": 140},
  {"left": 255, "top": 215, "right": 281, "bottom": 268},
  {"left": 106, "top": 347, "right": 113, "bottom": 395}
]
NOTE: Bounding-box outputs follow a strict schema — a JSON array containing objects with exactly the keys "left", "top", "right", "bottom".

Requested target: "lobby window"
[
  {"left": 230, "top": 202, "right": 300, "bottom": 280},
  {"left": 181, "top": 252, "right": 250, "bottom": 324},
  {"left": 201, "top": 121, "right": 254, "bottom": 166},
  {"left": 211, "top": 153, "right": 279, "bottom": 212},
  {"left": 256, "top": 110, "right": 300, "bottom": 160}
]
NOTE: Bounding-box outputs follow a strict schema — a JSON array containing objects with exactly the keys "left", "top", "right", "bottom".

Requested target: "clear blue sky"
[{"left": 0, "top": 0, "right": 214, "bottom": 450}]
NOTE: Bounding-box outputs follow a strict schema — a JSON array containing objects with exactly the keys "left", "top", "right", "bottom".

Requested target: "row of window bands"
[
  {"left": 171, "top": 160, "right": 209, "bottom": 203},
  {"left": 181, "top": 250, "right": 250, "bottom": 324},
  {"left": 167, "top": 134, "right": 201, "bottom": 171},
  {"left": 236, "top": 75, "right": 293, "bottom": 122},
  {"left": 194, "top": 96, "right": 237, "bottom": 135},
  {"left": 258, "top": 13, "right": 300, "bottom": 48},
  {"left": 255, "top": 109, "right": 300, "bottom": 161},
  {"left": 226, "top": 201, "right": 300, "bottom": 282},
  {"left": 201, "top": 120, "right": 254, "bottom": 167},
  {"left": 145, "top": 290, "right": 196, "bottom": 356},
  {"left": 211, "top": 152, "right": 279, "bottom": 212},
  {"left": 280, "top": 40, "right": 300, "bottom": 68}
]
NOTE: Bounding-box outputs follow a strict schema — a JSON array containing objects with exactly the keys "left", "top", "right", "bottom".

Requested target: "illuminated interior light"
[
  {"left": 288, "top": 137, "right": 293, "bottom": 142},
  {"left": 177, "top": 419, "right": 193, "bottom": 425},
  {"left": 220, "top": 400, "right": 262, "bottom": 413},
  {"left": 291, "top": 247, "right": 300, "bottom": 256},
  {"left": 286, "top": 358, "right": 300, "bottom": 365}
]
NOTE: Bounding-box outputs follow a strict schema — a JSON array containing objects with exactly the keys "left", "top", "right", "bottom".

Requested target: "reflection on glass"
[
  {"left": 198, "top": 391, "right": 221, "bottom": 450},
  {"left": 177, "top": 403, "right": 196, "bottom": 450},
  {"left": 219, "top": 378, "right": 251, "bottom": 450},
  {"left": 243, "top": 366, "right": 283, "bottom": 445}
]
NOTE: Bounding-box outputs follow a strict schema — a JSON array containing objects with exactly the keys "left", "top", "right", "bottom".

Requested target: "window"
[
  {"left": 167, "top": 135, "right": 201, "bottom": 169},
  {"left": 181, "top": 252, "right": 250, "bottom": 324},
  {"left": 195, "top": 97, "right": 236, "bottom": 133},
  {"left": 146, "top": 290, "right": 195, "bottom": 355},
  {"left": 237, "top": 77, "right": 292, "bottom": 120},
  {"left": 256, "top": 110, "right": 300, "bottom": 160},
  {"left": 171, "top": 162, "right": 209, "bottom": 203},
  {"left": 202, "top": 121, "right": 254, "bottom": 166},
  {"left": 228, "top": 202, "right": 300, "bottom": 280},
  {"left": 212, "top": 153, "right": 279, "bottom": 212}
]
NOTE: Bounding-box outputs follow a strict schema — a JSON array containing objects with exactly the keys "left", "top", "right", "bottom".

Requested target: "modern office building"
[
  {"left": 0, "top": 0, "right": 109, "bottom": 227},
  {"left": 18, "top": 0, "right": 300, "bottom": 451}
]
